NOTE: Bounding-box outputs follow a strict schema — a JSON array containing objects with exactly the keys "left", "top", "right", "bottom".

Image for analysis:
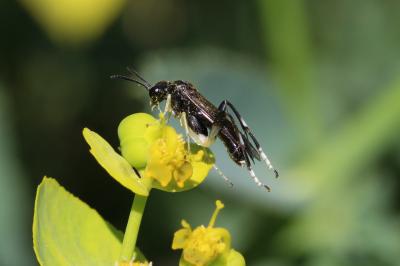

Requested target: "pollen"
[
  {"left": 172, "top": 201, "right": 231, "bottom": 266},
  {"left": 144, "top": 126, "right": 193, "bottom": 188},
  {"left": 182, "top": 225, "right": 229, "bottom": 266}
]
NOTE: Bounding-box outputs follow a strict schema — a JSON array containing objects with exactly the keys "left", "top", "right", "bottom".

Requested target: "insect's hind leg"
[
  {"left": 227, "top": 117, "right": 271, "bottom": 191},
  {"left": 247, "top": 164, "right": 271, "bottom": 192},
  {"left": 219, "top": 100, "right": 279, "bottom": 178},
  {"left": 238, "top": 133, "right": 271, "bottom": 191}
]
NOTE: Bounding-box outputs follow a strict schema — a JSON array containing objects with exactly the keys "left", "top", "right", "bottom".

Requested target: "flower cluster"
[
  {"left": 144, "top": 126, "right": 193, "bottom": 188},
  {"left": 173, "top": 200, "right": 245, "bottom": 266},
  {"left": 81, "top": 112, "right": 245, "bottom": 265},
  {"left": 83, "top": 113, "right": 214, "bottom": 194}
]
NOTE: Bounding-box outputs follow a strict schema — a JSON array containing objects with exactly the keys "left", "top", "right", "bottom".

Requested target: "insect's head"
[
  {"left": 110, "top": 68, "right": 172, "bottom": 108},
  {"left": 149, "top": 81, "right": 170, "bottom": 107}
]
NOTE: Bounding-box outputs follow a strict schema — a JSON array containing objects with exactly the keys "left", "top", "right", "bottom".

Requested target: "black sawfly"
[{"left": 111, "top": 68, "right": 279, "bottom": 191}]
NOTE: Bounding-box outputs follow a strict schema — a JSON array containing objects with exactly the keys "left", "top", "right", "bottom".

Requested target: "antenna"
[
  {"left": 126, "top": 67, "right": 152, "bottom": 88},
  {"left": 110, "top": 68, "right": 152, "bottom": 90}
]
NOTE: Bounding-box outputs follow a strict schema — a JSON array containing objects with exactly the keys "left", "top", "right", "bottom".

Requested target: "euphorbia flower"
[
  {"left": 83, "top": 113, "right": 214, "bottom": 194},
  {"left": 144, "top": 126, "right": 192, "bottom": 188},
  {"left": 172, "top": 200, "right": 245, "bottom": 266}
]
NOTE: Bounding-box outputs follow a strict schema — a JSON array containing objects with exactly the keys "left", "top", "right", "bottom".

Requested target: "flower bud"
[{"left": 118, "top": 113, "right": 162, "bottom": 169}]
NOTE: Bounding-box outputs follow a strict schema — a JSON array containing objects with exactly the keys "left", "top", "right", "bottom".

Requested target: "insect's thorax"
[{"left": 169, "top": 81, "right": 217, "bottom": 126}]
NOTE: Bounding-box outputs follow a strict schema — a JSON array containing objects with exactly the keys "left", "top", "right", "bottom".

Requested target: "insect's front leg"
[
  {"left": 179, "top": 112, "right": 191, "bottom": 153},
  {"left": 162, "top": 94, "right": 173, "bottom": 123}
]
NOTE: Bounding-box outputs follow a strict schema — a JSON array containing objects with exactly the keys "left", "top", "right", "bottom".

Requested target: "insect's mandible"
[{"left": 111, "top": 68, "right": 279, "bottom": 191}]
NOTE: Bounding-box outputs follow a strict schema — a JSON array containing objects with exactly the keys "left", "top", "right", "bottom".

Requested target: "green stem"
[
  {"left": 258, "top": 0, "right": 322, "bottom": 145},
  {"left": 119, "top": 194, "right": 148, "bottom": 262}
]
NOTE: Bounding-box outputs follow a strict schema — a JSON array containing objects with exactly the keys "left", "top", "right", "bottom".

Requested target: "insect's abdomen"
[{"left": 218, "top": 124, "right": 246, "bottom": 166}]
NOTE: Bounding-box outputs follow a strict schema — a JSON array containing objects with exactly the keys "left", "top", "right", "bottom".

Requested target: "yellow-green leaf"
[
  {"left": 33, "top": 177, "right": 122, "bottom": 265},
  {"left": 83, "top": 128, "right": 149, "bottom": 196}
]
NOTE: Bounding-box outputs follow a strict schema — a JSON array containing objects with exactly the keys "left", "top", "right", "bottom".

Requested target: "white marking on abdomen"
[{"left": 188, "top": 128, "right": 215, "bottom": 147}]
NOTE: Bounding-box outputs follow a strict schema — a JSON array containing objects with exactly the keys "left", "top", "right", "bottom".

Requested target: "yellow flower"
[
  {"left": 172, "top": 201, "right": 245, "bottom": 266},
  {"left": 83, "top": 127, "right": 149, "bottom": 196},
  {"left": 83, "top": 113, "right": 214, "bottom": 194},
  {"left": 144, "top": 126, "right": 193, "bottom": 188}
]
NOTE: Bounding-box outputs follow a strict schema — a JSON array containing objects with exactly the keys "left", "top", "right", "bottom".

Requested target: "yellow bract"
[{"left": 82, "top": 128, "right": 149, "bottom": 196}]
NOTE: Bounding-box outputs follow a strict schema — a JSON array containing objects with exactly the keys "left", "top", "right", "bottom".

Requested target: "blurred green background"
[{"left": 1, "top": 0, "right": 400, "bottom": 265}]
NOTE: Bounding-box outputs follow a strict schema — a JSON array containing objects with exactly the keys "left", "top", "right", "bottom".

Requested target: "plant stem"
[
  {"left": 258, "top": 0, "right": 322, "bottom": 145},
  {"left": 119, "top": 194, "right": 148, "bottom": 262}
]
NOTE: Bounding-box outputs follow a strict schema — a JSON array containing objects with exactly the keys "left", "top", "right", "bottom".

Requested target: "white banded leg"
[
  {"left": 237, "top": 129, "right": 271, "bottom": 191},
  {"left": 239, "top": 118, "right": 279, "bottom": 177},
  {"left": 213, "top": 164, "right": 233, "bottom": 187},
  {"left": 259, "top": 148, "right": 279, "bottom": 178},
  {"left": 240, "top": 161, "right": 271, "bottom": 191}
]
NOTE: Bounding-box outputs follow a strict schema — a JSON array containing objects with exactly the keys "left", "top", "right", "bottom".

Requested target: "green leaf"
[{"left": 33, "top": 177, "right": 123, "bottom": 265}]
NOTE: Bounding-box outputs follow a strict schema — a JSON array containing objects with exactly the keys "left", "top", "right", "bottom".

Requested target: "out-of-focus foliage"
[
  {"left": 1, "top": 0, "right": 400, "bottom": 265},
  {"left": 0, "top": 87, "right": 33, "bottom": 265}
]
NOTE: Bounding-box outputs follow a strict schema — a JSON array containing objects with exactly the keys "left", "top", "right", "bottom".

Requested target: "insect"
[{"left": 111, "top": 68, "right": 279, "bottom": 191}]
